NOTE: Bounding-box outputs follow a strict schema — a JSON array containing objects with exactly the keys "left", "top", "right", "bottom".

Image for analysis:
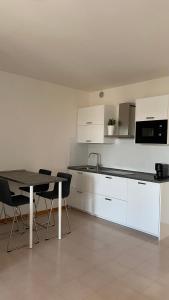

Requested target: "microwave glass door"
[{"left": 135, "top": 120, "right": 168, "bottom": 144}]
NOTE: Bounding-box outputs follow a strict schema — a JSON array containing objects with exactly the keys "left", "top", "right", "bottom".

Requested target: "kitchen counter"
[
  {"left": 68, "top": 165, "right": 169, "bottom": 183},
  {"left": 68, "top": 165, "right": 169, "bottom": 239}
]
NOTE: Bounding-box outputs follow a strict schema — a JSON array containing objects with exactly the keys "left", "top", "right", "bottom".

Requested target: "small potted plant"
[{"left": 107, "top": 118, "right": 116, "bottom": 135}]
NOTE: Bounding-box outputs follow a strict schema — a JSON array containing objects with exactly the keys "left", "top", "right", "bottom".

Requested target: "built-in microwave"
[{"left": 135, "top": 120, "right": 168, "bottom": 144}]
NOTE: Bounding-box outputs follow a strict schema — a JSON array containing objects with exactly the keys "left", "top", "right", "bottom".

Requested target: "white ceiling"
[{"left": 0, "top": 0, "right": 169, "bottom": 91}]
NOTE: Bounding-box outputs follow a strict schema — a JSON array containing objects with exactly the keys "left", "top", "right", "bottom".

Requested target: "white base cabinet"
[
  {"left": 68, "top": 169, "right": 169, "bottom": 238},
  {"left": 69, "top": 170, "right": 128, "bottom": 226},
  {"left": 94, "top": 194, "right": 127, "bottom": 225},
  {"left": 126, "top": 179, "right": 160, "bottom": 236}
]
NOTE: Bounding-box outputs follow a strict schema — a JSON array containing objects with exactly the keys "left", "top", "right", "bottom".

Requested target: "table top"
[{"left": 0, "top": 169, "right": 66, "bottom": 186}]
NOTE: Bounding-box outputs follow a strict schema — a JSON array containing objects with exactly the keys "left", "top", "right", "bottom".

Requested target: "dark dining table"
[{"left": 0, "top": 169, "right": 66, "bottom": 248}]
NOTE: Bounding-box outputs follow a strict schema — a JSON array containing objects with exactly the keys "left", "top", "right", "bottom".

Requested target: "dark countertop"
[{"left": 68, "top": 165, "right": 169, "bottom": 183}]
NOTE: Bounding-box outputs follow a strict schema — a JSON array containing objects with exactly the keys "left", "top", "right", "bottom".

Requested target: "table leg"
[
  {"left": 29, "top": 185, "right": 33, "bottom": 248},
  {"left": 58, "top": 181, "right": 62, "bottom": 239}
]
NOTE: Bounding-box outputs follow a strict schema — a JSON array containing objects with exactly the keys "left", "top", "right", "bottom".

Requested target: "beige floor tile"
[
  {"left": 143, "top": 282, "right": 169, "bottom": 300},
  {"left": 57, "top": 278, "right": 94, "bottom": 300},
  {"left": 1, "top": 209, "right": 169, "bottom": 300},
  {"left": 116, "top": 252, "right": 147, "bottom": 270},
  {"left": 121, "top": 270, "right": 154, "bottom": 293},
  {"left": 79, "top": 268, "right": 113, "bottom": 291},
  {"left": 96, "top": 279, "right": 145, "bottom": 300},
  {"left": 95, "top": 260, "right": 130, "bottom": 280}
]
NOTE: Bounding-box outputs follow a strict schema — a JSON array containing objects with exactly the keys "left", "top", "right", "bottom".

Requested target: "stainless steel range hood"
[{"left": 117, "top": 103, "right": 135, "bottom": 137}]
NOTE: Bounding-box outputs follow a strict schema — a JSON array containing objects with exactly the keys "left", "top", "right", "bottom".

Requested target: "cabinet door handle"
[
  {"left": 86, "top": 140, "right": 92, "bottom": 143},
  {"left": 146, "top": 116, "right": 154, "bottom": 120},
  {"left": 77, "top": 190, "right": 83, "bottom": 194},
  {"left": 105, "top": 197, "right": 112, "bottom": 201},
  {"left": 138, "top": 181, "right": 146, "bottom": 185},
  {"left": 105, "top": 176, "right": 112, "bottom": 179},
  {"left": 86, "top": 122, "right": 92, "bottom": 124}
]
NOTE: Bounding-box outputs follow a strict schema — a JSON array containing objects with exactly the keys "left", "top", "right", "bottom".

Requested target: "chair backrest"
[
  {"left": 35, "top": 169, "right": 52, "bottom": 193},
  {"left": 53, "top": 172, "right": 72, "bottom": 198},
  {"left": 0, "top": 179, "right": 13, "bottom": 206},
  {"left": 39, "top": 169, "right": 51, "bottom": 176}
]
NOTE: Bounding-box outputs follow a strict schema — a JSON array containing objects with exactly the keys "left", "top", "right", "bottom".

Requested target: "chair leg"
[
  {"left": 44, "top": 198, "right": 50, "bottom": 222},
  {"left": 7, "top": 207, "right": 18, "bottom": 252},
  {"left": 64, "top": 199, "right": 71, "bottom": 234},
  {"left": 45, "top": 199, "right": 54, "bottom": 240},
  {"left": 18, "top": 207, "right": 29, "bottom": 231},
  {"left": 0, "top": 204, "right": 5, "bottom": 220},
  {"left": 14, "top": 209, "right": 20, "bottom": 232},
  {"left": 33, "top": 216, "right": 39, "bottom": 244},
  {"left": 0, "top": 204, "right": 8, "bottom": 223},
  {"left": 34, "top": 194, "right": 40, "bottom": 218},
  {"left": 51, "top": 203, "right": 55, "bottom": 226},
  {"left": 19, "top": 205, "right": 40, "bottom": 244}
]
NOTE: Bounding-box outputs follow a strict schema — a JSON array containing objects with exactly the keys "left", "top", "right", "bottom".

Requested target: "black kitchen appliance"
[
  {"left": 154, "top": 163, "right": 169, "bottom": 180},
  {"left": 135, "top": 120, "right": 168, "bottom": 144}
]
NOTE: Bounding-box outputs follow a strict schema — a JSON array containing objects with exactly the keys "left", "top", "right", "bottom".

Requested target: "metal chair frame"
[
  {"left": 6, "top": 206, "right": 39, "bottom": 252},
  {"left": 45, "top": 197, "right": 71, "bottom": 240}
]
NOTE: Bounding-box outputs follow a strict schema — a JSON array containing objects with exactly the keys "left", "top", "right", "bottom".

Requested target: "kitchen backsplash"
[{"left": 87, "top": 139, "right": 169, "bottom": 173}]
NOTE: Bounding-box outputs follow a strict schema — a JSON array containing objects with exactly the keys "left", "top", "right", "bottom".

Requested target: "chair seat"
[
  {"left": 20, "top": 186, "right": 29, "bottom": 193},
  {"left": 36, "top": 191, "right": 56, "bottom": 199},
  {"left": 11, "top": 195, "right": 30, "bottom": 207},
  {"left": 20, "top": 185, "right": 47, "bottom": 193},
  {"left": 19, "top": 169, "right": 52, "bottom": 194}
]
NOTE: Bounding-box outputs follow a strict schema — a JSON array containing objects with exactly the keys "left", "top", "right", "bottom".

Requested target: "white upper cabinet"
[
  {"left": 78, "top": 105, "right": 105, "bottom": 125},
  {"left": 77, "top": 105, "right": 114, "bottom": 143},
  {"left": 77, "top": 124, "right": 104, "bottom": 143},
  {"left": 136, "top": 95, "right": 169, "bottom": 121}
]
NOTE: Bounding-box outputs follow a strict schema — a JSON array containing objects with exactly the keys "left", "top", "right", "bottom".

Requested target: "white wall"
[
  {"left": 88, "top": 77, "right": 169, "bottom": 173},
  {"left": 0, "top": 70, "right": 89, "bottom": 172},
  {"left": 0, "top": 70, "right": 89, "bottom": 216}
]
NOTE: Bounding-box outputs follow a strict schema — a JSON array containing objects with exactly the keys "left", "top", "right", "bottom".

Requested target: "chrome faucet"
[{"left": 88, "top": 152, "right": 101, "bottom": 172}]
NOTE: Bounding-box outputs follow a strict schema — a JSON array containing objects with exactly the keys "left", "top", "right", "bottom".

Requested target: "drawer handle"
[
  {"left": 138, "top": 181, "right": 146, "bottom": 185},
  {"left": 77, "top": 190, "right": 83, "bottom": 194},
  {"left": 78, "top": 172, "right": 83, "bottom": 174},
  {"left": 146, "top": 116, "right": 154, "bottom": 120},
  {"left": 105, "top": 176, "right": 112, "bottom": 179},
  {"left": 86, "top": 140, "right": 92, "bottom": 143},
  {"left": 105, "top": 197, "right": 112, "bottom": 201},
  {"left": 86, "top": 122, "right": 93, "bottom": 124}
]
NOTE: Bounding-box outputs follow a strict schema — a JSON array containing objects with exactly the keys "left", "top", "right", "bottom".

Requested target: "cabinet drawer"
[
  {"left": 69, "top": 187, "right": 94, "bottom": 214},
  {"left": 96, "top": 175, "right": 127, "bottom": 200},
  {"left": 70, "top": 170, "right": 84, "bottom": 190},
  {"left": 70, "top": 171, "right": 99, "bottom": 193},
  {"left": 94, "top": 194, "right": 127, "bottom": 225},
  {"left": 70, "top": 171, "right": 127, "bottom": 200},
  {"left": 77, "top": 125, "right": 104, "bottom": 143},
  {"left": 69, "top": 187, "right": 83, "bottom": 210}
]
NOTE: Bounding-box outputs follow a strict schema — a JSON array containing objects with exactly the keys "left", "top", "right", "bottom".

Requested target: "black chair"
[
  {"left": 0, "top": 191, "right": 15, "bottom": 221},
  {"left": 20, "top": 169, "right": 51, "bottom": 216},
  {"left": 0, "top": 179, "right": 39, "bottom": 252},
  {"left": 37, "top": 172, "right": 72, "bottom": 239},
  {"left": 20, "top": 169, "right": 51, "bottom": 193}
]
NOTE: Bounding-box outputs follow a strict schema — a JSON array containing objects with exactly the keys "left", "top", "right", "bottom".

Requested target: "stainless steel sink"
[
  {"left": 102, "top": 169, "right": 134, "bottom": 175},
  {"left": 76, "top": 166, "right": 134, "bottom": 175},
  {"left": 80, "top": 166, "right": 97, "bottom": 171}
]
